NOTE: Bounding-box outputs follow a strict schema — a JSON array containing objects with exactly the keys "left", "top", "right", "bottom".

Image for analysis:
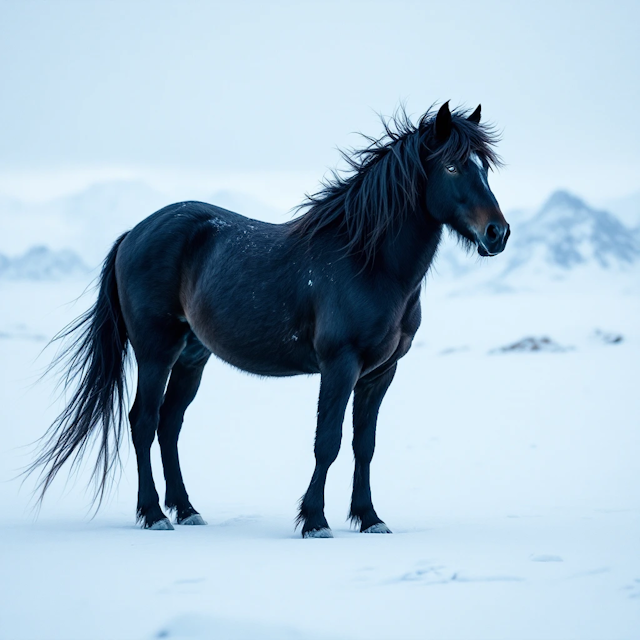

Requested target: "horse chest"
[
  {"left": 352, "top": 307, "right": 414, "bottom": 374},
  {"left": 365, "top": 292, "right": 421, "bottom": 370}
]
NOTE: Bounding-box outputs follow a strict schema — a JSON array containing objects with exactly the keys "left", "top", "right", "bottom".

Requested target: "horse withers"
[{"left": 29, "top": 102, "right": 509, "bottom": 537}]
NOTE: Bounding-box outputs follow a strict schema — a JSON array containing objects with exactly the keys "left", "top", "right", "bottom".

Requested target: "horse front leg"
[
  {"left": 298, "top": 352, "right": 360, "bottom": 538},
  {"left": 350, "top": 363, "right": 397, "bottom": 533}
]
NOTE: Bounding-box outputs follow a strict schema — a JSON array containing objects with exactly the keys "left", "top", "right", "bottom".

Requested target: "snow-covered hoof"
[
  {"left": 303, "top": 527, "right": 333, "bottom": 539},
  {"left": 148, "top": 518, "right": 174, "bottom": 530},
  {"left": 178, "top": 514, "right": 207, "bottom": 526},
  {"left": 362, "top": 522, "right": 392, "bottom": 534}
]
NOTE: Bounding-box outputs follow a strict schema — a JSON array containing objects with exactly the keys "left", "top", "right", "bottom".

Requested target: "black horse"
[{"left": 30, "top": 102, "right": 509, "bottom": 537}]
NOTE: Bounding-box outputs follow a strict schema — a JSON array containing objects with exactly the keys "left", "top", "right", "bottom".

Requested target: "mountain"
[
  {"left": 507, "top": 190, "right": 639, "bottom": 271},
  {"left": 0, "top": 181, "right": 167, "bottom": 266},
  {"left": 0, "top": 246, "right": 90, "bottom": 280},
  {"left": 0, "top": 181, "right": 281, "bottom": 267}
]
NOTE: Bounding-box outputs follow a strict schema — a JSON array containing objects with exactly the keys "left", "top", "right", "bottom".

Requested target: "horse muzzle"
[{"left": 477, "top": 221, "right": 510, "bottom": 257}]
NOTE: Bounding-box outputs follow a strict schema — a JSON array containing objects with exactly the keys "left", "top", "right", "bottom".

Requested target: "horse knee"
[
  {"left": 315, "top": 437, "right": 341, "bottom": 468},
  {"left": 353, "top": 443, "right": 375, "bottom": 465}
]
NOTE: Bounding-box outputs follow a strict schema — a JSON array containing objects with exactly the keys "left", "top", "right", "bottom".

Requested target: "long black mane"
[{"left": 289, "top": 106, "right": 502, "bottom": 263}]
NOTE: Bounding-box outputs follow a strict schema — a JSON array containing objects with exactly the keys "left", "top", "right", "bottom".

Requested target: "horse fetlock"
[
  {"left": 298, "top": 504, "right": 331, "bottom": 538},
  {"left": 350, "top": 506, "right": 385, "bottom": 532},
  {"left": 362, "top": 522, "right": 392, "bottom": 534},
  {"left": 148, "top": 518, "right": 175, "bottom": 530},
  {"left": 178, "top": 513, "right": 207, "bottom": 526},
  {"left": 303, "top": 527, "right": 333, "bottom": 539},
  {"left": 137, "top": 503, "right": 172, "bottom": 530},
  {"left": 165, "top": 497, "right": 198, "bottom": 521}
]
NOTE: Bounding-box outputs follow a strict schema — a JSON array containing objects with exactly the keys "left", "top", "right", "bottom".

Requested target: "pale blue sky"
[{"left": 0, "top": 0, "right": 638, "bottom": 210}]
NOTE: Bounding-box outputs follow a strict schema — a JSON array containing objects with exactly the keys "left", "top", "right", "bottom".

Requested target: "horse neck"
[{"left": 375, "top": 209, "right": 442, "bottom": 291}]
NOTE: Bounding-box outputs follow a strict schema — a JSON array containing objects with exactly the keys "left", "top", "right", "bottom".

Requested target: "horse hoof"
[
  {"left": 303, "top": 527, "right": 333, "bottom": 539},
  {"left": 179, "top": 514, "right": 207, "bottom": 526},
  {"left": 148, "top": 518, "right": 174, "bottom": 530},
  {"left": 363, "top": 522, "right": 392, "bottom": 534}
]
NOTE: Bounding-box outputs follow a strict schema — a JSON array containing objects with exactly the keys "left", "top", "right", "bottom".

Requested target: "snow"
[{"left": 1, "top": 268, "right": 639, "bottom": 639}]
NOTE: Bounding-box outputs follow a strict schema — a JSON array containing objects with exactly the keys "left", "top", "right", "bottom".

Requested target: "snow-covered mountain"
[
  {"left": 0, "top": 181, "right": 280, "bottom": 267},
  {"left": 0, "top": 246, "right": 89, "bottom": 280},
  {"left": 0, "top": 181, "right": 168, "bottom": 266},
  {"left": 507, "top": 190, "right": 639, "bottom": 271}
]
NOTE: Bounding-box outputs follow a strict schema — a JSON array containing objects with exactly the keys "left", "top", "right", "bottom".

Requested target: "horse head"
[{"left": 423, "top": 102, "right": 510, "bottom": 256}]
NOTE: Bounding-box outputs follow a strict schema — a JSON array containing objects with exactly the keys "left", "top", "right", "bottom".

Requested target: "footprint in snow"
[
  {"left": 154, "top": 613, "right": 330, "bottom": 639},
  {"left": 621, "top": 579, "right": 640, "bottom": 599},
  {"left": 157, "top": 578, "right": 206, "bottom": 595},
  {"left": 218, "top": 514, "right": 262, "bottom": 527},
  {"left": 397, "top": 566, "right": 523, "bottom": 584},
  {"left": 400, "top": 565, "right": 449, "bottom": 584},
  {"left": 439, "top": 345, "right": 470, "bottom": 355},
  {"left": 531, "top": 554, "right": 563, "bottom": 562}
]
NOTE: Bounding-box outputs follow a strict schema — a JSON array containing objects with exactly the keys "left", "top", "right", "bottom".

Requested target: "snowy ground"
[{"left": 0, "top": 277, "right": 639, "bottom": 640}]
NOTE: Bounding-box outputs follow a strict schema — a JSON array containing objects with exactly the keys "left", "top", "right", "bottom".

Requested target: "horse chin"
[{"left": 477, "top": 244, "right": 498, "bottom": 257}]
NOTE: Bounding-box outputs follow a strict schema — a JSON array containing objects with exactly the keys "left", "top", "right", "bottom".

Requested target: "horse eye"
[{"left": 446, "top": 165, "right": 457, "bottom": 174}]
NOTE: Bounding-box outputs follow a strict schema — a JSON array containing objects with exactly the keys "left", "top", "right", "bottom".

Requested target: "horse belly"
[
  {"left": 211, "top": 336, "right": 318, "bottom": 377},
  {"left": 189, "top": 306, "right": 318, "bottom": 377}
]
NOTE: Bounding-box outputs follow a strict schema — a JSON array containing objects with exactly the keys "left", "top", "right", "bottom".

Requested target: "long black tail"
[{"left": 27, "top": 233, "right": 130, "bottom": 508}]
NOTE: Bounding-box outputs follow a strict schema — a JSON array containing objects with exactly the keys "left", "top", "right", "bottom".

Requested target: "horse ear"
[
  {"left": 468, "top": 104, "right": 481, "bottom": 124},
  {"left": 435, "top": 101, "right": 452, "bottom": 141}
]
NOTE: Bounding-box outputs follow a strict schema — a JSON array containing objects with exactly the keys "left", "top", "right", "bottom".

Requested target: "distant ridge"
[
  {"left": 0, "top": 246, "right": 89, "bottom": 280},
  {"left": 0, "top": 180, "right": 280, "bottom": 265},
  {"left": 508, "top": 190, "right": 640, "bottom": 270}
]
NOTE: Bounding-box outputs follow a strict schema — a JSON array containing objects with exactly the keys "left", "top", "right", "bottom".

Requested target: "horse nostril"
[{"left": 486, "top": 223, "right": 500, "bottom": 241}]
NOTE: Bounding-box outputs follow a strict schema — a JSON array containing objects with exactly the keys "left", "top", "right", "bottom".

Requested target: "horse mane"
[{"left": 288, "top": 105, "right": 502, "bottom": 263}]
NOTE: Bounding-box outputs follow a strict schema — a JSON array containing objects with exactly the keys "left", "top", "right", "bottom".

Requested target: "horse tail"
[{"left": 28, "top": 232, "right": 130, "bottom": 508}]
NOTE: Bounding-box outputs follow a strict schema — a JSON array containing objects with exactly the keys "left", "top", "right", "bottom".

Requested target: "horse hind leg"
[
  {"left": 129, "top": 323, "right": 188, "bottom": 530},
  {"left": 158, "top": 332, "right": 211, "bottom": 525}
]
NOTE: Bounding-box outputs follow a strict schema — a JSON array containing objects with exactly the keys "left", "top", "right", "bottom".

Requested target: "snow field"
[{"left": 0, "top": 279, "right": 638, "bottom": 639}]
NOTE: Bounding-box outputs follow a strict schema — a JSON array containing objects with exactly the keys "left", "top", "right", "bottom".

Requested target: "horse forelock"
[
  {"left": 289, "top": 105, "right": 502, "bottom": 264},
  {"left": 422, "top": 112, "right": 503, "bottom": 169}
]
